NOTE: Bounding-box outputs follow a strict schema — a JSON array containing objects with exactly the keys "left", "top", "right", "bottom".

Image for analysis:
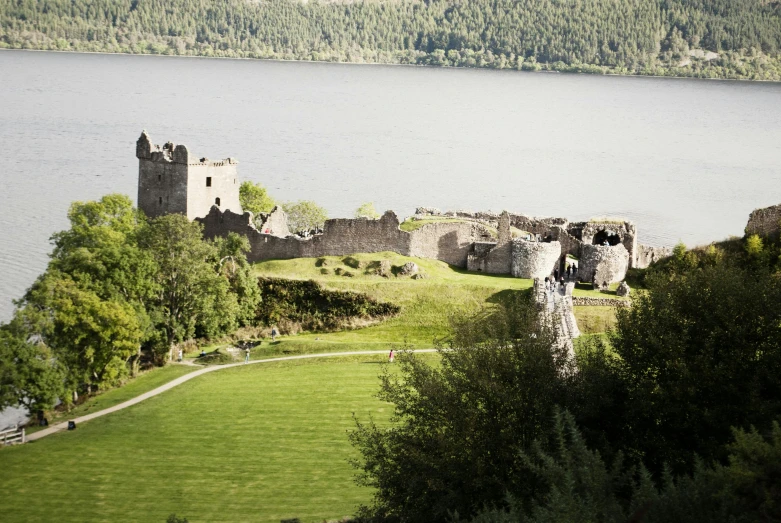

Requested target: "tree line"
[
  {"left": 350, "top": 233, "right": 781, "bottom": 521},
  {"left": 1, "top": 0, "right": 780, "bottom": 80},
  {"left": 0, "top": 194, "right": 260, "bottom": 414}
]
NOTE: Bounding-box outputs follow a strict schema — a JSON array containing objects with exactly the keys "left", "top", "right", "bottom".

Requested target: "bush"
[{"left": 256, "top": 277, "right": 400, "bottom": 331}]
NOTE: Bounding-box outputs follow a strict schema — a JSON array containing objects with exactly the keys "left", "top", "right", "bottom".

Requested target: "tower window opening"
[
  {"left": 158, "top": 197, "right": 162, "bottom": 205},
  {"left": 215, "top": 197, "right": 221, "bottom": 206},
  {"left": 206, "top": 177, "right": 212, "bottom": 187},
  {"left": 158, "top": 174, "right": 162, "bottom": 182}
]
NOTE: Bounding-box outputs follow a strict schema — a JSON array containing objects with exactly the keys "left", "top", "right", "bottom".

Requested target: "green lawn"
[
  {"left": 574, "top": 306, "right": 618, "bottom": 335},
  {"left": 0, "top": 354, "right": 424, "bottom": 523},
  {"left": 252, "top": 252, "right": 534, "bottom": 348},
  {"left": 27, "top": 364, "right": 200, "bottom": 434}
]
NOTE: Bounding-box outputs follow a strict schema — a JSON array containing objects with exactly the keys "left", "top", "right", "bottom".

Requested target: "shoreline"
[{"left": 3, "top": 47, "right": 779, "bottom": 85}]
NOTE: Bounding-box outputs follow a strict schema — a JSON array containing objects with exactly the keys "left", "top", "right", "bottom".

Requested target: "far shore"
[{"left": 3, "top": 47, "right": 777, "bottom": 85}]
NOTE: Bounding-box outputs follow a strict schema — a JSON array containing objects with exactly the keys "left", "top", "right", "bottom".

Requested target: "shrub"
[{"left": 256, "top": 277, "right": 400, "bottom": 331}]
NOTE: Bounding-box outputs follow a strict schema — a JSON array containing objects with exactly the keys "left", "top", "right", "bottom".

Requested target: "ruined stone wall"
[
  {"left": 745, "top": 203, "right": 781, "bottom": 239},
  {"left": 509, "top": 215, "right": 569, "bottom": 236},
  {"left": 467, "top": 242, "right": 513, "bottom": 274},
  {"left": 511, "top": 240, "right": 561, "bottom": 279},
  {"left": 635, "top": 244, "right": 673, "bottom": 269},
  {"left": 198, "top": 207, "right": 303, "bottom": 261},
  {"left": 408, "top": 221, "right": 493, "bottom": 267},
  {"left": 301, "top": 211, "right": 409, "bottom": 258},
  {"left": 256, "top": 206, "right": 291, "bottom": 237},
  {"left": 551, "top": 226, "right": 582, "bottom": 259},
  {"left": 579, "top": 244, "right": 629, "bottom": 285},
  {"left": 199, "top": 207, "right": 494, "bottom": 268},
  {"left": 572, "top": 297, "right": 629, "bottom": 307}
]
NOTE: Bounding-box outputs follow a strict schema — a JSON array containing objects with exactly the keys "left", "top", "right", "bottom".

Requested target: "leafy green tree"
[
  {"left": 0, "top": 321, "right": 65, "bottom": 413},
  {"left": 19, "top": 272, "right": 144, "bottom": 394},
  {"left": 350, "top": 294, "right": 575, "bottom": 522},
  {"left": 37, "top": 194, "right": 157, "bottom": 375},
  {"left": 239, "top": 181, "right": 276, "bottom": 216},
  {"left": 140, "top": 214, "right": 239, "bottom": 360},
  {"left": 282, "top": 200, "right": 328, "bottom": 234},
  {"left": 355, "top": 202, "right": 380, "bottom": 219},
  {"left": 582, "top": 257, "right": 781, "bottom": 478},
  {"left": 212, "top": 232, "right": 262, "bottom": 326}
]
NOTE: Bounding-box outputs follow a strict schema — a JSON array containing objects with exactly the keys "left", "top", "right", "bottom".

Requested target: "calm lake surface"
[{"left": 1, "top": 49, "right": 780, "bottom": 321}]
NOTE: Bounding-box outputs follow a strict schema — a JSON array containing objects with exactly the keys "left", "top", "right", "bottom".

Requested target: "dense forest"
[{"left": 1, "top": 0, "right": 780, "bottom": 80}]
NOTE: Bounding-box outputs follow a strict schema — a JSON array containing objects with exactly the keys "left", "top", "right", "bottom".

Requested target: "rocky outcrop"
[{"left": 399, "top": 262, "right": 419, "bottom": 276}]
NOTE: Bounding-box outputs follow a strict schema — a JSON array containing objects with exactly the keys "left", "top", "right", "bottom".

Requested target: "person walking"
[
  {"left": 244, "top": 347, "right": 250, "bottom": 364},
  {"left": 389, "top": 349, "right": 395, "bottom": 363},
  {"left": 177, "top": 348, "right": 183, "bottom": 362},
  {"left": 554, "top": 268, "right": 559, "bottom": 282},
  {"left": 566, "top": 264, "right": 572, "bottom": 280},
  {"left": 271, "top": 326, "right": 278, "bottom": 342}
]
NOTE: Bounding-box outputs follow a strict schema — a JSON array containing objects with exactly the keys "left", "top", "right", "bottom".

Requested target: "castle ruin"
[
  {"left": 136, "top": 131, "right": 242, "bottom": 220},
  {"left": 136, "top": 131, "right": 672, "bottom": 281}
]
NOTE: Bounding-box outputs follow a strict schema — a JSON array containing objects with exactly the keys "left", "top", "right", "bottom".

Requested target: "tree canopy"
[
  {"left": 0, "top": 194, "right": 260, "bottom": 409},
  {"left": 283, "top": 200, "right": 328, "bottom": 234},
  {"left": 351, "top": 235, "right": 781, "bottom": 521},
  {"left": 1, "top": 0, "right": 780, "bottom": 80},
  {"left": 239, "top": 181, "right": 276, "bottom": 217}
]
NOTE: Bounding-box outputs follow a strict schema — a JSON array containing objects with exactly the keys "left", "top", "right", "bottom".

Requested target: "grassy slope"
[
  {"left": 0, "top": 355, "right": 421, "bottom": 523},
  {"left": 252, "top": 252, "right": 534, "bottom": 348}
]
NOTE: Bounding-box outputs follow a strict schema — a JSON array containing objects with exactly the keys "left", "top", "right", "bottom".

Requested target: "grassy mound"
[{"left": 253, "top": 252, "right": 534, "bottom": 347}]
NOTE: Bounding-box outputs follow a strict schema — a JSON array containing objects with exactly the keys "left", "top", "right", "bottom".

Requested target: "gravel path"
[{"left": 27, "top": 349, "right": 436, "bottom": 442}]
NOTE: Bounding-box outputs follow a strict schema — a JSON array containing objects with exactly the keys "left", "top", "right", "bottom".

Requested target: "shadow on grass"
[{"left": 486, "top": 288, "right": 532, "bottom": 306}]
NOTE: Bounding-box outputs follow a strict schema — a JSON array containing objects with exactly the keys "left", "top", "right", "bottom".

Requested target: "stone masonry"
[
  {"left": 579, "top": 244, "right": 630, "bottom": 286},
  {"left": 511, "top": 240, "right": 562, "bottom": 279},
  {"left": 136, "top": 131, "right": 241, "bottom": 220},
  {"left": 745, "top": 203, "right": 781, "bottom": 239}
]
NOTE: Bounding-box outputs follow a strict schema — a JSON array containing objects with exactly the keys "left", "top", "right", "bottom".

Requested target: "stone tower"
[{"left": 136, "top": 131, "right": 242, "bottom": 220}]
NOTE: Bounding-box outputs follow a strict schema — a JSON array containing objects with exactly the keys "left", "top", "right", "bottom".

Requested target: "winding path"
[{"left": 27, "top": 349, "right": 436, "bottom": 442}]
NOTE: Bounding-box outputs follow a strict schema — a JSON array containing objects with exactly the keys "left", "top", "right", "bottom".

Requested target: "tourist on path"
[
  {"left": 177, "top": 349, "right": 183, "bottom": 362},
  {"left": 566, "top": 264, "right": 572, "bottom": 279},
  {"left": 244, "top": 348, "right": 250, "bottom": 364},
  {"left": 389, "top": 349, "right": 395, "bottom": 363},
  {"left": 554, "top": 268, "right": 559, "bottom": 281},
  {"left": 271, "top": 327, "right": 278, "bottom": 342}
]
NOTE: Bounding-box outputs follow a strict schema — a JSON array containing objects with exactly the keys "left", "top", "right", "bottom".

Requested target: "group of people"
[{"left": 544, "top": 262, "right": 579, "bottom": 293}]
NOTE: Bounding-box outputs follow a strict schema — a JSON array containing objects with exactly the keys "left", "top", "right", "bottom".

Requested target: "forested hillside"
[{"left": 1, "top": 0, "right": 780, "bottom": 79}]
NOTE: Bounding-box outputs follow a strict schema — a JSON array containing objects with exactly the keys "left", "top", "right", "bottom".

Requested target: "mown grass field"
[
  {"left": 27, "top": 364, "right": 200, "bottom": 434},
  {"left": 0, "top": 355, "right": 421, "bottom": 523}
]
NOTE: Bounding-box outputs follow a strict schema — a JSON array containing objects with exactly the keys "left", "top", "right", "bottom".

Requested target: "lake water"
[{"left": 1, "top": 50, "right": 780, "bottom": 322}]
